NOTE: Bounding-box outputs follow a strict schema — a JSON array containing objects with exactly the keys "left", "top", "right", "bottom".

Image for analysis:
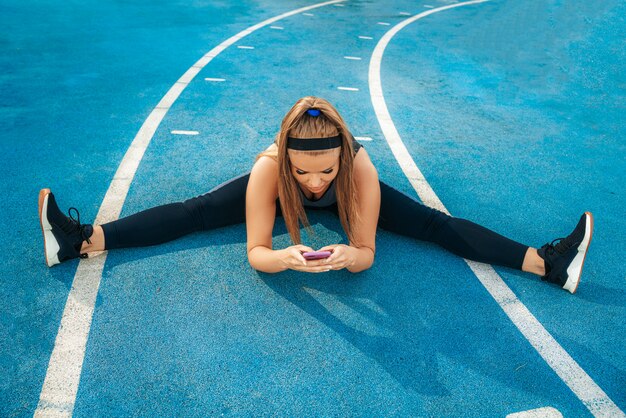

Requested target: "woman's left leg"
[
  {"left": 375, "top": 180, "right": 596, "bottom": 293},
  {"left": 376, "top": 180, "right": 535, "bottom": 272}
]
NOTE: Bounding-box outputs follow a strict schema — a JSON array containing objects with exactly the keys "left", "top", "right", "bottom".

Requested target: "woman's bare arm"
[
  {"left": 246, "top": 157, "right": 284, "bottom": 272},
  {"left": 346, "top": 148, "right": 380, "bottom": 273}
]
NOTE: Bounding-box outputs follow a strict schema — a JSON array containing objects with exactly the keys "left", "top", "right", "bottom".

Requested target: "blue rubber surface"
[{"left": 1, "top": 0, "right": 624, "bottom": 416}]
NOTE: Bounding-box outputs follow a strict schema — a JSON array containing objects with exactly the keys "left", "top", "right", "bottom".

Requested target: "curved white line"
[
  {"left": 368, "top": 2, "right": 625, "bottom": 417},
  {"left": 34, "top": 1, "right": 345, "bottom": 416}
]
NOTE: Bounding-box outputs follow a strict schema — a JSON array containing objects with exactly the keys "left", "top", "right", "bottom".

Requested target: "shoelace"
[
  {"left": 542, "top": 237, "right": 565, "bottom": 257},
  {"left": 554, "top": 233, "right": 579, "bottom": 254},
  {"left": 68, "top": 207, "right": 93, "bottom": 246}
]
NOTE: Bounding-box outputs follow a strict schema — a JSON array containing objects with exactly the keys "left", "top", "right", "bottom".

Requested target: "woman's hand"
[
  {"left": 317, "top": 244, "right": 357, "bottom": 270},
  {"left": 277, "top": 245, "right": 333, "bottom": 273}
]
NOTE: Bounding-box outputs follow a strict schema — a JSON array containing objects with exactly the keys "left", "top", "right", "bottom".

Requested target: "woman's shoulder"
[
  {"left": 249, "top": 152, "right": 279, "bottom": 200},
  {"left": 251, "top": 151, "right": 278, "bottom": 177},
  {"left": 353, "top": 146, "right": 378, "bottom": 182}
]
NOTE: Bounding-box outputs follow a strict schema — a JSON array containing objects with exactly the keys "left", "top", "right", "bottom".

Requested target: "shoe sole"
[
  {"left": 38, "top": 189, "right": 60, "bottom": 267},
  {"left": 563, "top": 211, "right": 594, "bottom": 294}
]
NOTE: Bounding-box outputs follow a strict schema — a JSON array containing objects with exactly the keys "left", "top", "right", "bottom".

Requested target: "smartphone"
[{"left": 302, "top": 250, "right": 332, "bottom": 260}]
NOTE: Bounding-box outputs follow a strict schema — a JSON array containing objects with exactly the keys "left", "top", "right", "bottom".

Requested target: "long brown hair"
[{"left": 255, "top": 96, "right": 362, "bottom": 246}]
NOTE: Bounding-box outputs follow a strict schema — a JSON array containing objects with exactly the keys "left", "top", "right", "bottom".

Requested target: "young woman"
[{"left": 38, "top": 96, "right": 593, "bottom": 293}]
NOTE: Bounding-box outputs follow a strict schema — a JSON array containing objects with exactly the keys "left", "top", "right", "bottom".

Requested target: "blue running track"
[{"left": 1, "top": 0, "right": 624, "bottom": 416}]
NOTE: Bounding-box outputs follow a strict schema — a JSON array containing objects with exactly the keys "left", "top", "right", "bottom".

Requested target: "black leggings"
[{"left": 101, "top": 172, "right": 528, "bottom": 270}]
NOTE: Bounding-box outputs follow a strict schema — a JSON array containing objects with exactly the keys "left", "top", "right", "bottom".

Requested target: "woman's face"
[{"left": 288, "top": 148, "right": 341, "bottom": 194}]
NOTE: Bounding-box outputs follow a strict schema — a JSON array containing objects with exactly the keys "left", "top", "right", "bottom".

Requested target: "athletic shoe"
[
  {"left": 537, "top": 212, "right": 594, "bottom": 293},
  {"left": 38, "top": 189, "right": 94, "bottom": 267}
]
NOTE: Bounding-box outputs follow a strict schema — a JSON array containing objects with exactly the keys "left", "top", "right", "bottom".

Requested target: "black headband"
[{"left": 286, "top": 135, "right": 342, "bottom": 150}]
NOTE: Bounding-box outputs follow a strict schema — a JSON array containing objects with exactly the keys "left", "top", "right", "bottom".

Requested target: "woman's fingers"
[
  {"left": 325, "top": 246, "right": 343, "bottom": 264},
  {"left": 293, "top": 264, "right": 332, "bottom": 273},
  {"left": 280, "top": 244, "right": 345, "bottom": 272}
]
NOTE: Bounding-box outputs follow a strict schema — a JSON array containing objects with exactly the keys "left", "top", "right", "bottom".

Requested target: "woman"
[{"left": 38, "top": 96, "right": 593, "bottom": 293}]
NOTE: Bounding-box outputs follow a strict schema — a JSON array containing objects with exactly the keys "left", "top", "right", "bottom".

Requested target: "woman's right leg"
[
  {"left": 41, "top": 173, "right": 271, "bottom": 266},
  {"left": 85, "top": 171, "right": 265, "bottom": 252}
]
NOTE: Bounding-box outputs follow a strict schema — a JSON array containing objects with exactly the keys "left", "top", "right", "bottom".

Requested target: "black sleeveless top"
[{"left": 300, "top": 138, "right": 363, "bottom": 208}]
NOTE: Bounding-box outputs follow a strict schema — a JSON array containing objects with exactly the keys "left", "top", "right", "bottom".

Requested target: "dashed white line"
[
  {"left": 270, "top": 25, "right": 284, "bottom": 30},
  {"left": 359, "top": 35, "right": 374, "bottom": 39},
  {"left": 303, "top": 12, "right": 314, "bottom": 16},
  {"left": 237, "top": 45, "right": 255, "bottom": 49},
  {"left": 338, "top": 86, "right": 359, "bottom": 91},
  {"left": 399, "top": 12, "right": 412, "bottom": 16},
  {"left": 424, "top": 4, "right": 435, "bottom": 8},
  {"left": 171, "top": 130, "right": 199, "bottom": 136},
  {"left": 34, "top": 1, "right": 347, "bottom": 417},
  {"left": 333, "top": 3, "right": 345, "bottom": 6},
  {"left": 377, "top": 22, "right": 391, "bottom": 26},
  {"left": 344, "top": 56, "right": 362, "bottom": 60},
  {"left": 204, "top": 77, "right": 226, "bottom": 82},
  {"left": 368, "top": 1, "right": 625, "bottom": 417}
]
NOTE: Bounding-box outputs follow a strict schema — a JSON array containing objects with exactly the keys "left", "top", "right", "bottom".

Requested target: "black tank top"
[{"left": 300, "top": 138, "right": 363, "bottom": 208}]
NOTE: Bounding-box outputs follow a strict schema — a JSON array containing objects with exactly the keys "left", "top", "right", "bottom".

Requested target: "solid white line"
[
  {"left": 204, "top": 77, "right": 226, "bottom": 82},
  {"left": 368, "top": 2, "right": 625, "bottom": 418},
  {"left": 344, "top": 56, "right": 362, "bottom": 60},
  {"left": 507, "top": 407, "right": 563, "bottom": 418},
  {"left": 359, "top": 36, "right": 374, "bottom": 40},
  {"left": 237, "top": 45, "right": 255, "bottom": 49},
  {"left": 338, "top": 86, "right": 359, "bottom": 91},
  {"left": 354, "top": 136, "right": 373, "bottom": 141},
  {"left": 34, "top": 1, "right": 347, "bottom": 417},
  {"left": 171, "top": 130, "right": 199, "bottom": 136}
]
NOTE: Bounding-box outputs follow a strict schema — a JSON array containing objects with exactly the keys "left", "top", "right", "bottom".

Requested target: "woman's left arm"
[{"left": 319, "top": 149, "right": 380, "bottom": 273}]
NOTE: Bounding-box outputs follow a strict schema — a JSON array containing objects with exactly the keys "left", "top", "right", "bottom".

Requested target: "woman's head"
[{"left": 259, "top": 96, "right": 361, "bottom": 246}]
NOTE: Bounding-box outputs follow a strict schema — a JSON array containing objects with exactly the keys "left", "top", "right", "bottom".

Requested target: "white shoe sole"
[
  {"left": 38, "top": 189, "right": 60, "bottom": 267},
  {"left": 562, "top": 212, "right": 594, "bottom": 294}
]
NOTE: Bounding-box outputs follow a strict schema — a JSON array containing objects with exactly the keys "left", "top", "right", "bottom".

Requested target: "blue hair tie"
[{"left": 307, "top": 109, "right": 321, "bottom": 117}]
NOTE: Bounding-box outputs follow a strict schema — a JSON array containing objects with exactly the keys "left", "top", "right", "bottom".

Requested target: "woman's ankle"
[
  {"left": 522, "top": 247, "right": 546, "bottom": 276},
  {"left": 80, "top": 225, "right": 105, "bottom": 253}
]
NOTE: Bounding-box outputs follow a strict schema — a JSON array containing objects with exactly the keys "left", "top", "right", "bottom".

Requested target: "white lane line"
[
  {"left": 355, "top": 136, "right": 373, "bottom": 141},
  {"left": 368, "top": 2, "right": 625, "bottom": 418},
  {"left": 237, "top": 45, "right": 255, "bottom": 49},
  {"left": 399, "top": 12, "right": 412, "bottom": 16},
  {"left": 34, "top": 1, "right": 347, "bottom": 417},
  {"left": 171, "top": 130, "right": 199, "bottom": 136},
  {"left": 344, "top": 56, "right": 362, "bottom": 60},
  {"left": 270, "top": 25, "right": 284, "bottom": 30},
  {"left": 204, "top": 77, "right": 226, "bottom": 82},
  {"left": 377, "top": 22, "right": 391, "bottom": 26},
  {"left": 333, "top": 3, "right": 345, "bottom": 6},
  {"left": 359, "top": 35, "right": 374, "bottom": 39},
  {"left": 424, "top": 5, "right": 435, "bottom": 8},
  {"left": 507, "top": 407, "right": 563, "bottom": 418},
  {"left": 303, "top": 12, "right": 314, "bottom": 16},
  {"left": 338, "top": 86, "right": 359, "bottom": 91}
]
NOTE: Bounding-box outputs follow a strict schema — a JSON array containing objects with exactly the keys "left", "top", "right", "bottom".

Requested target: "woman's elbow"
[
  {"left": 347, "top": 250, "right": 375, "bottom": 273},
  {"left": 347, "top": 262, "right": 373, "bottom": 274}
]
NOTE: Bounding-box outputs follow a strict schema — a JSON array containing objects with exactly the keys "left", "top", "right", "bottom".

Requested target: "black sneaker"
[
  {"left": 38, "top": 189, "right": 94, "bottom": 267},
  {"left": 537, "top": 212, "right": 594, "bottom": 293}
]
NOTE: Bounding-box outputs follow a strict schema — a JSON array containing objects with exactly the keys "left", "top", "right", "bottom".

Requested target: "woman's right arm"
[{"left": 246, "top": 157, "right": 332, "bottom": 274}]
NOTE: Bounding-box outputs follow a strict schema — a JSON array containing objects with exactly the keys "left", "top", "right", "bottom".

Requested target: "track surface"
[{"left": 1, "top": 0, "right": 624, "bottom": 416}]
